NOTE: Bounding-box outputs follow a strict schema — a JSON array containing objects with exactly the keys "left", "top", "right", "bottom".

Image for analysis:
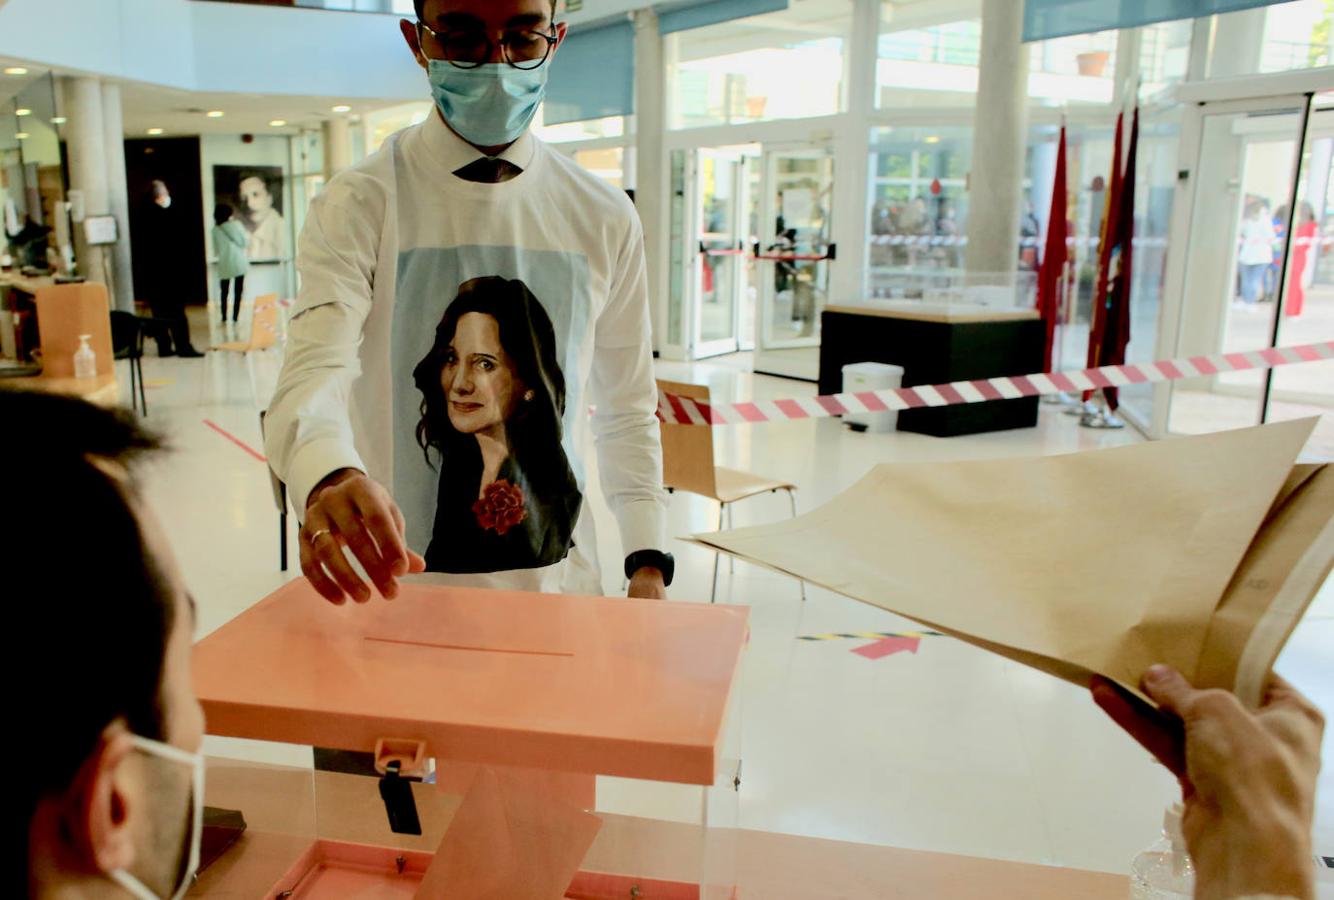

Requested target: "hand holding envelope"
[{"left": 689, "top": 418, "right": 1334, "bottom": 708}]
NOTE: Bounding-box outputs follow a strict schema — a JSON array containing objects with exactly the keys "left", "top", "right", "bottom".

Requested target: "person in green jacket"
[{"left": 212, "top": 204, "right": 249, "bottom": 324}]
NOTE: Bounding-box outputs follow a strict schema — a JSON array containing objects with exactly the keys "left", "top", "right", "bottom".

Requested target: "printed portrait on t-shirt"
[{"left": 409, "top": 276, "right": 582, "bottom": 573}]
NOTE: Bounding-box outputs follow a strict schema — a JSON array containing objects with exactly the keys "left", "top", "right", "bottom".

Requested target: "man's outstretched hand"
[
  {"left": 301, "top": 468, "right": 426, "bottom": 604},
  {"left": 1092, "top": 666, "right": 1323, "bottom": 900}
]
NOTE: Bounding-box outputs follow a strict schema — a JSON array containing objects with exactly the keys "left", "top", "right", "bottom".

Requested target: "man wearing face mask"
[
  {"left": 14, "top": 391, "right": 206, "bottom": 900},
  {"left": 265, "top": 0, "right": 672, "bottom": 605}
]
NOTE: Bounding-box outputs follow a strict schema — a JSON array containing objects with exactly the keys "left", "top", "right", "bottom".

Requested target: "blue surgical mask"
[{"left": 429, "top": 61, "right": 547, "bottom": 149}]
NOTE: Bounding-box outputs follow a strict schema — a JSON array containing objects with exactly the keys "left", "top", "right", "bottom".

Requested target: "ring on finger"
[{"left": 308, "top": 528, "right": 335, "bottom": 544}]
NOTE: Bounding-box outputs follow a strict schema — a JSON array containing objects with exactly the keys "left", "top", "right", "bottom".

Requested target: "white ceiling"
[
  {"left": 1, "top": 56, "right": 416, "bottom": 137},
  {"left": 116, "top": 80, "right": 418, "bottom": 137}
]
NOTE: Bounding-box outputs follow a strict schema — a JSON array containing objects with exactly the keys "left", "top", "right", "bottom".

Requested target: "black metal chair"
[{"left": 110, "top": 311, "right": 147, "bottom": 415}]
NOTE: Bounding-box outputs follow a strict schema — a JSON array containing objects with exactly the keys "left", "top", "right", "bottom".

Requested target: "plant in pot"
[{"left": 1076, "top": 50, "right": 1110, "bottom": 77}]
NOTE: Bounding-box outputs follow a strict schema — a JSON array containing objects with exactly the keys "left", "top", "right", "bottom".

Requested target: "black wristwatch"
[{"left": 624, "top": 550, "right": 675, "bottom": 587}]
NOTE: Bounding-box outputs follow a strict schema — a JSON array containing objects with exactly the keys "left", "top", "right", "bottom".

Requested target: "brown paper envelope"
[
  {"left": 688, "top": 419, "right": 1318, "bottom": 694},
  {"left": 1195, "top": 463, "right": 1334, "bottom": 706}
]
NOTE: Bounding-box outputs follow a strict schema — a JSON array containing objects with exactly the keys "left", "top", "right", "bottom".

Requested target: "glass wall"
[
  {"left": 867, "top": 125, "right": 971, "bottom": 296},
  {"left": 572, "top": 147, "right": 631, "bottom": 189},
  {"left": 877, "top": 4, "right": 981, "bottom": 107},
  {"left": 865, "top": 121, "right": 1120, "bottom": 313},
  {"left": 288, "top": 128, "right": 325, "bottom": 252},
  {"left": 1140, "top": 18, "right": 1193, "bottom": 97},
  {"left": 877, "top": 2, "right": 1118, "bottom": 109},
  {"left": 535, "top": 113, "right": 628, "bottom": 143},
  {"left": 1120, "top": 105, "right": 1183, "bottom": 424},
  {"left": 668, "top": 0, "right": 853, "bottom": 129},
  {"left": 1208, "top": 0, "right": 1334, "bottom": 76},
  {"left": 2, "top": 73, "right": 64, "bottom": 270},
  {"left": 364, "top": 102, "right": 430, "bottom": 155},
  {"left": 1028, "top": 29, "right": 1118, "bottom": 106}
]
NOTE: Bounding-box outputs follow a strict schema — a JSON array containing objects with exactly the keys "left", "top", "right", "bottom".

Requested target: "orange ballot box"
[{"left": 191, "top": 578, "right": 749, "bottom": 899}]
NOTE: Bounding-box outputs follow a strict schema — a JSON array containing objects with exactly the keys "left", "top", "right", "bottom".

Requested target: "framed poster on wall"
[{"left": 213, "top": 165, "right": 288, "bottom": 260}]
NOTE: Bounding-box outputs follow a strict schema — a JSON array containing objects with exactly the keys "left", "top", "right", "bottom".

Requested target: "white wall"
[
  {"left": 189, "top": 2, "right": 422, "bottom": 99},
  {"left": 0, "top": 0, "right": 422, "bottom": 100}
]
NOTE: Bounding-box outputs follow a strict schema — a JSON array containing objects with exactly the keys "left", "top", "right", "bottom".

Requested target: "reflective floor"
[{"left": 128, "top": 305, "right": 1332, "bottom": 882}]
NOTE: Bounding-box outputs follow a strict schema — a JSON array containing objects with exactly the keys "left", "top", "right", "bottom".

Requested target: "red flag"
[
  {"left": 1085, "top": 111, "right": 1125, "bottom": 400},
  {"left": 1096, "top": 107, "right": 1138, "bottom": 411},
  {"left": 1036, "top": 127, "right": 1067, "bottom": 372}
]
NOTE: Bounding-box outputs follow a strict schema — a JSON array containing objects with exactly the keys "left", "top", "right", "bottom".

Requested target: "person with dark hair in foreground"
[
  {"left": 1093, "top": 667, "right": 1324, "bottom": 900},
  {"left": 9, "top": 391, "right": 205, "bottom": 899}
]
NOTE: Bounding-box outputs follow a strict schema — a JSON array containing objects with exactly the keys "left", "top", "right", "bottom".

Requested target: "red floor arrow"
[{"left": 852, "top": 634, "right": 923, "bottom": 660}]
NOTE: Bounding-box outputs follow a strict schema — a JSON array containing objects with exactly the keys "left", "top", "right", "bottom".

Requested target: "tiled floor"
[{"left": 125, "top": 306, "right": 1332, "bottom": 884}]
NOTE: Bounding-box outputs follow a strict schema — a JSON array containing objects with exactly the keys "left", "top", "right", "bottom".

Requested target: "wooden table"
[
  {"left": 0, "top": 272, "right": 58, "bottom": 296},
  {"left": 819, "top": 303, "right": 1044, "bottom": 437}
]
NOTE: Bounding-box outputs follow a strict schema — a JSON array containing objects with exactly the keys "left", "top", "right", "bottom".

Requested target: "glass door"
[
  {"left": 1267, "top": 99, "right": 1334, "bottom": 458},
  {"left": 753, "top": 145, "right": 835, "bottom": 380},
  {"left": 693, "top": 148, "right": 749, "bottom": 358},
  {"left": 1166, "top": 95, "right": 1310, "bottom": 437}
]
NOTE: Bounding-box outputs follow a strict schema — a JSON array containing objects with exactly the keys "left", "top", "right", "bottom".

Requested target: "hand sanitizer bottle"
[
  {"left": 74, "top": 334, "right": 96, "bottom": 379},
  {"left": 1130, "top": 804, "right": 1194, "bottom": 898}
]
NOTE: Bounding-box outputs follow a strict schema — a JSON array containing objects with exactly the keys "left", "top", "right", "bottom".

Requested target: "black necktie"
[{"left": 453, "top": 157, "right": 522, "bottom": 184}]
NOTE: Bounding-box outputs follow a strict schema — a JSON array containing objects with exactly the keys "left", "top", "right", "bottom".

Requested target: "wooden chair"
[
  {"left": 210, "top": 293, "right": 279, "bottom": 406},
  {"left": 657, "top": 378, "right": 805, "bottom": 603},
  {"left": 31, "top": 283, "right": 119, "bottom": 406}
]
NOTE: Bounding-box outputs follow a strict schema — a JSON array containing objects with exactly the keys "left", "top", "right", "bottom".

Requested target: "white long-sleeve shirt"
[{"left": 264, "top": 113, "right": 666, "bottom": 595}]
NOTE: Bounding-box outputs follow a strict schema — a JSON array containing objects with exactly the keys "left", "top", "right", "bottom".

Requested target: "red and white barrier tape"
[{"left": 657, "top": 341, "right": 1334, "bottom": 426}]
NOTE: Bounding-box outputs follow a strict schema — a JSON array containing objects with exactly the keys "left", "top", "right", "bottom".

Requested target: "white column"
[
  {"left": 828, "top": 0, "right": 879, "bottom": 305},
  {"left": 964, "top": 0, "right": 1029, "bottom": 282},
  {"left": 61, "top": 76, "right": 111, "bottom": 288},
  {"left": 633, "top": 8, "right": 668, "bottom": 351},
  {"left": 101, "top": 81, "right": 134, "bottom": 312},
  {"left": 323, "top": 116, "right": 353, "bottom": 179},
  {"left": 1208, "top": 7, "right": 1265, "bottom": 78}
]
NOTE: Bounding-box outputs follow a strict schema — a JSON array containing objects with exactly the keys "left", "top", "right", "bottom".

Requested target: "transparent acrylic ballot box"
[{"left": 188, "top": 579, "right": 747, "bottom": 899}]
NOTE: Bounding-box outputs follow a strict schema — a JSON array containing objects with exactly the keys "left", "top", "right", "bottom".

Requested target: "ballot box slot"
[{"left": 364, "top": 635, "right": 575, "bottom": 658}]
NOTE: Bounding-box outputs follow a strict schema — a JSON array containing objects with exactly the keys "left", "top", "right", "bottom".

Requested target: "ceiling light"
[
  {"left": 147, "top": 127, "right": 164, "bottom": 135},
  {"left": 924, "top": 135, "right": 941, "bottom": 144},
  {"left": 3, "top": 67, "right": 28, "bottom": 76},
  {"left": 15, "top": 108, "right": 31, "bottom": 116},
  {"left": 15, "top": 132, "right": 29, "bottom": 139},
  {"left": 51, "top": 116, "right": 67, "bottom": 125},
  {"left": 331, "top": 104, "right": 351, "bottom": 113},
  {"left": 269, "top": 119, "right": 288, "bottom": 127},
  {"left": 206, "top": 110, "right": 225, "bottom": 118}
]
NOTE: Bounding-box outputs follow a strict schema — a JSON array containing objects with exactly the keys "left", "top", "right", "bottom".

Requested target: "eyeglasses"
[{"left": 417, "top": 21, "right": 558, "bottom": 70}]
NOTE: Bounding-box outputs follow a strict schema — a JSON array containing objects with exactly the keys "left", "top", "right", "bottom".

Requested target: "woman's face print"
[{"left": 443, "top": 312, "right": 524, "bottom": 436}]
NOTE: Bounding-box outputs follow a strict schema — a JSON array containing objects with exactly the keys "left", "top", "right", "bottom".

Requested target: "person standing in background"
[
  {"left": 264, "top": 0, "right": 671, "bottom": 606},
  {"left": 140, "top": 181, "right": 203, "bottom": 358},
  {"left": 1285, "top": 201, "right": 1317, "bottom": 317},
  {"left": 212, "top": 204, "right": 249, "bottom": 325},
  {"left": 1237, "top": 200, "right": 1274, "bottom": 308}
]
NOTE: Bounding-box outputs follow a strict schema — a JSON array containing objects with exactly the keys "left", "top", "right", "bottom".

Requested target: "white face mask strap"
[
  {"left": 107, "top": 869, "right": 163, "bottom": 900},
  {"left": 109, "top": 736, "right": 206, "bottom": 900},
  {"left": 127, "top": 735, "right": 198, "bottom": 767}
]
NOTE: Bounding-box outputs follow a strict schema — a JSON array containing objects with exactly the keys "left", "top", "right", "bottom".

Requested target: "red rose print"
[{"left": 473, "top": 479, "right": 528, "bottom": 536}]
